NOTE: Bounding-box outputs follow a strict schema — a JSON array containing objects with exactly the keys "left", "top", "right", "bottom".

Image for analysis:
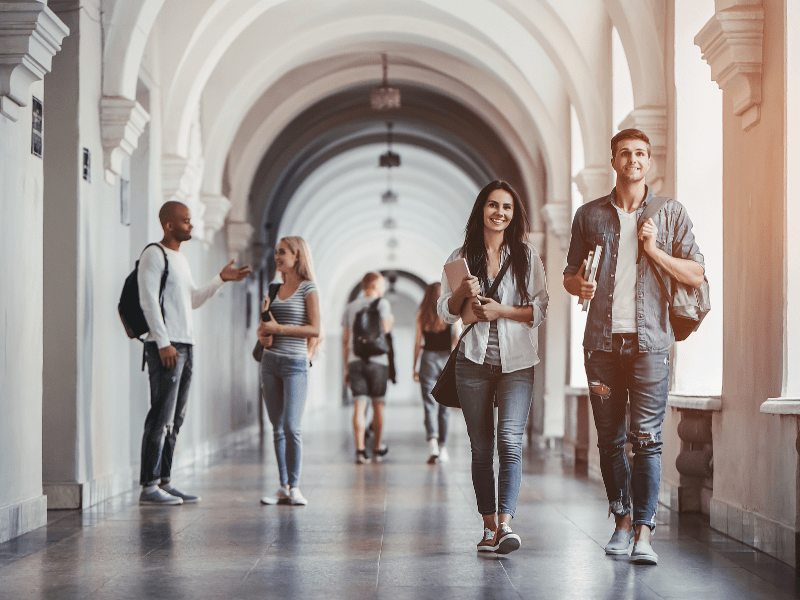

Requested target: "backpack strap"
[
  {"left": 140, "top": 243, "right": 169, "bottom": 370},
  {"left": 636, "top": 196, "right": 670, "bottom": 264}
]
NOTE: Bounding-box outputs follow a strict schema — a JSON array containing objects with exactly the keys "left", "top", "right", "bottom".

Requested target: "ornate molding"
[
  {"left": 226, "top": 221, "right": 254, "bottom": 261},
  {"left": 541, "top": 203, "right": 571, "bottom": 251},
  {"left": 200, "top": 193, "right": 232, "bottom": 245},
  {"left": 0, "top": 2, "right": 69, "bottom": 121},
  {"left": 619, "top": 107, "right": 667, "bottom": 195},
  {"left": 573, "top": 166, "right": 612, "bottom": 203},
  {"left": 695, "top": 5, "right": 764, "bottom": 131},
  {"left": 100, "top": 96, "right": 149, "bottom": 184}
]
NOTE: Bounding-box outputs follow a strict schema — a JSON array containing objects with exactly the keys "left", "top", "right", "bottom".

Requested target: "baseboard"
[
  {"left": 0, "top": 495, "right": 47, "bottom": 543},
  {"left": 44, "top": 467, "right": 136, "bottom": 510},
  {"left": 43, "top": 424, "right": 261, "bottom": 510},
  {"left": 710, "top": 497, "right": 796, "bottom": 567}
]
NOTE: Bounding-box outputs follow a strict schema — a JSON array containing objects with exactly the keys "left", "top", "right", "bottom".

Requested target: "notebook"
[{"left": 443, "top": 258, "right": 478, "bottom": 324}]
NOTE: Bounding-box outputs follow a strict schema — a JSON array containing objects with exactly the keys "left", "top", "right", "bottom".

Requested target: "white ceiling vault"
[{"left": 99, "top": 0, "right": 667, "bottom": 324}]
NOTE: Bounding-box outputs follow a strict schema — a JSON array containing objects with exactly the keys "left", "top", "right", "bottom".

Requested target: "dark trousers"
[{"left": 140, "top": 342, "right": 193, "bottom": 486}]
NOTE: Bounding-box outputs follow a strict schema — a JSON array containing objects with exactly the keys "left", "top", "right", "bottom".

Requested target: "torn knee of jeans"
[
  {"left": 630, "top": 429, "right": 658, "bottom": 447},
  {"left": 588, "top": 380, "right": 611, "bottom": 400}
]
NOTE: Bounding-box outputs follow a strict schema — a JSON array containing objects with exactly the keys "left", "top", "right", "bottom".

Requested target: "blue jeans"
[
  {"left": 585, "top": 333, "right": 670, "bottom": 532},
  {"left": 419, "top": 350, "right": 450, "bottom": 444},
  {"left": 455, "top": 354, "right": 534, "bottom": 517},
  {"left": 261, "top": 351, "right": 309, "bottom": 488},
  {"left": 140, "top": 342, "right": 193, "bottom": 486}
]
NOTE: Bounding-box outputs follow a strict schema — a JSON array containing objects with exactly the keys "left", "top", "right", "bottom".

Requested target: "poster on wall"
[
  {"left": 120, "top": 179, "right": 130, "bottom": 226},
  {"left": 31, "top": 97, "right": 43, "bottom": 158}
]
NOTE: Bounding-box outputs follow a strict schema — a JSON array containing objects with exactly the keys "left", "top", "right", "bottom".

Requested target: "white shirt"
[
  {"left": 138, "top": 244, "right": 224, "bottom": 348},
  {"left": 612, "top": 203, "right": 637, "bottom": 333},
  {"left": 437, "top": 242, "right": 548, "bottom": 373}
]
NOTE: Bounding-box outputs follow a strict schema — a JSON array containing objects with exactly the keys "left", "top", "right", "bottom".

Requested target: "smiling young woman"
[{"left": 437, "top": 180, "right": 549, "bottom": 555}]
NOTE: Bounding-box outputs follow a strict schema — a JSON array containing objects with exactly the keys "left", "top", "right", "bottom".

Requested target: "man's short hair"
[
  {"left": 611, "top": 129, "right": 651, "bottom": 158},
  {"left": 361, "top": 272, "right": 383, "bottom": 291},
  {"left": 158, "top": 201, "right": 188, "bottom": 226}
]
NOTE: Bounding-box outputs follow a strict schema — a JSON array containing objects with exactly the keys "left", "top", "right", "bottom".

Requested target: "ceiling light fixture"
[{"left": 371, "top": 53, "right": 401, "bottom": 110}]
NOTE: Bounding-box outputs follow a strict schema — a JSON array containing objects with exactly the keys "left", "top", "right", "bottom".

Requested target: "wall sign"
[
  {"left": 120, "top": 178, "right": 130, "bottom": 226},
  {"left": 82, "top": 148, "right": 90, "bottom": 182},
  {"left": 31, "top": 96, "right": 42, "bottom": 158}
]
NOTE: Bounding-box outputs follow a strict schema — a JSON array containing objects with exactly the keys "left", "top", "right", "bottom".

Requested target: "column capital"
[
  {"left": 200, "top": 193, "right": 232, "bottom": 246},
  {"left": 619, "top": 106, "right": 668, "bottom": 195},
  {"left": 0, "top": 1, "right": 69, "bottom": 121},
  {"left": 226, "top": 221, "right": 254, "bottom": 262},
  {"left": 100, "top": 97, "right": 149, "bottom": 184},
  {"left": 695, "top": 5, "right": 763, "bottom": 131},
  {"left": 573, "top": 166, "right": 612, "bottom": 203},
  {"left": 541, "top": 203, "right": 571, "bottom": 251}
]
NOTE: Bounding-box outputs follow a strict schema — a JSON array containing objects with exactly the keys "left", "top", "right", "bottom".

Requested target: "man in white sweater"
[{"left": 138, "top": 201, "right": 251, "bottom": 505}]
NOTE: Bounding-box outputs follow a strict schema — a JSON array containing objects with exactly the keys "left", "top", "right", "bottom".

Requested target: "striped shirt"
[{"left": 264, "top": 280, "right": 318, "bottom": 357}]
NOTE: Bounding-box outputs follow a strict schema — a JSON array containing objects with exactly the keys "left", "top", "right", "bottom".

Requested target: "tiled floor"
[{"left": 1, "top": 403, "right": 798, "bottom": 599}]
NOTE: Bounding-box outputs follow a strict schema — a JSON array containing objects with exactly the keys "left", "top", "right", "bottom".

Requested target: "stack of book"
[{"left": 580, "top": 245, "right": 603, "bottom": 311}]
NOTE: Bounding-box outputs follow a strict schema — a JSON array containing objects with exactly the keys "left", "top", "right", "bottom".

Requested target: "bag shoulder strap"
[
  {"left": 457, "top": 255, "right": 512, "bottom": 342},
  {"left": 636, "top": 196, "right": 670, "bottom": 264},
  {"left": 267, "top": 282, "right": 281, "bottom": 303}
]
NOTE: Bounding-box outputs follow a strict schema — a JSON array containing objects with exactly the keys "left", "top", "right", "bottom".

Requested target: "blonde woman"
[
  {"left": 257, "top": 237, "right": 321, "bottom": 506},
  {"left": 413, "top": 282, "right": 458, "bottom": 463}
]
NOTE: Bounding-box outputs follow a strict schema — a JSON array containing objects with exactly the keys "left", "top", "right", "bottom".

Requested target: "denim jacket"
[{"left": 563, "top": 187, "right": 703, "bottom": 353}]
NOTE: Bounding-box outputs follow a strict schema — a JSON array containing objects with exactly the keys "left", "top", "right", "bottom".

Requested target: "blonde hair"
[
  {"left": 360, "top": 271, "right": 383, "bottom": 291},
  {"left": 279, "top": 236, "right": 316, "bottom": 282},
  {"left": 417, "top": 282, "right": 447, "bottom": 333}
]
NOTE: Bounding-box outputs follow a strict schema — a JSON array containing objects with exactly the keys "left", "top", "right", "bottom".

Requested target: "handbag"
[
  {"left": 638, "top": 196, "right": 711, "bottom": 341},
  {"left": 431, "top": 255, "right": 511, "bottom": 408},
  {"left": 252, "top": 283, "right": 282, "bottom": 362}
]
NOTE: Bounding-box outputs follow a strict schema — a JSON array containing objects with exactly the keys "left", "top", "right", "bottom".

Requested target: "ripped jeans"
[{"left": 585, "top": 333, "right": 669, "bottom": 532}]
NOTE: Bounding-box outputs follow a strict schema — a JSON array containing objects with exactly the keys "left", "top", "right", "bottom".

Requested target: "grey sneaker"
[
  {"left": 493, "top": 523, "right": 521, "bottom": 554},
  {"left": 355, "top": 450, "right": 370, "bottom": 464},
  {"left": 139, "top": 487, "right": 182, "bottom": 505},
  {"left": 289, "top": 488, "right": 308, "bottom": 506},
  {"left": 160, "top": 485, "right": 200, "bottom": 503},
  {"left": 604, "top": 529, "right": 634, "bottom": 555},
  {"left": 631, "top": 539, "right": 658, "bottom": 565}
]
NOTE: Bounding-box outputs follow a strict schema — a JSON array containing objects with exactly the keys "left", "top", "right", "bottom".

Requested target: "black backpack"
[
  {"left": 118, "top": 243, "right": 169, "bottom": 340},
  {"left": 353, "top": 298, "right": 390, "bottom": 359}
]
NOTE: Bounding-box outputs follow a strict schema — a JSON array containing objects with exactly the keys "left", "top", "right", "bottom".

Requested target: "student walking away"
[
  {"left": 343, "top": 272, "right": 394, "bottom": 464},
  {"left": 257, "top": 237, "right": 321, "bottom": 507},
  {"left": 437, "top": 180, "right": 548, "bottom": 555},
  {"left": 138, "top": 201, "right": 251, "bottom": 505},
  {"left": 563, "top": 129, "right": 705, "bottom": 565},
  {"left": 413, "top": 282, "right": 458, "bottom": 464}
]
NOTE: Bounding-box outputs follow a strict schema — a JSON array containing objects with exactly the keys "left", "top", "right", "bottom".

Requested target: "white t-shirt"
[
  {"left": 342, "top": 295, "right": 392, "bottom": 365},
  {"left": 612, "top": 204, "right": 638, "bottom": 333},
  {"left": 138, "top": 244, "right": 224, "bottom": 348}
]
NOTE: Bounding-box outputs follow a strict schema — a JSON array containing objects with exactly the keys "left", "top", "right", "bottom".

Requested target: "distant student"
[
  {"left": 413, "top": 282, "right": 458, "bottom": 464},
  {"left": 257, "top": 237, "right": 321, "bottom": 507},
  {"left": 437, "top": 180, "right": 548, "bottom": 554},
  {"left": 343, "top": 272, "right": 393, "bottom": 464}
]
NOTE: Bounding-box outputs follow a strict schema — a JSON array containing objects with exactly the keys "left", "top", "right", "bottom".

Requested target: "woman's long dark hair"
[{"left": 461, "top": 180, "right": 532, "bottom": 305}]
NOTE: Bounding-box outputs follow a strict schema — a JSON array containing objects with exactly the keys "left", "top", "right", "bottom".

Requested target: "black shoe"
[
  {"left": 372, "top": 445, "right": 389, "bottom": 463},
  {"left": 355, "top": 449, "right": 370, "bottom": 464}
]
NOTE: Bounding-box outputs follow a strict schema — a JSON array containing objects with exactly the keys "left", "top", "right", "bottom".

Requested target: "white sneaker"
[
  {"left": 289, "top": 487, "right": 308, "bottom": 506},
  {"left": 438, "top": 447, "right": 450, "bottom": 462},
  {"left": 260, "top": 486, "right": 291, "bottom": 505},
  {"left": 428, "top": 438, "right": 440, "bottom": 457}
]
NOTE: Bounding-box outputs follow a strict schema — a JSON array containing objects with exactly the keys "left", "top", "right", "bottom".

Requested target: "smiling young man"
[
  {"left": 563, "top": 130, "right": 704, "bottom": 565},
  {"left": 137, "top": 201, "right": 251, "bottom": 505}
]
